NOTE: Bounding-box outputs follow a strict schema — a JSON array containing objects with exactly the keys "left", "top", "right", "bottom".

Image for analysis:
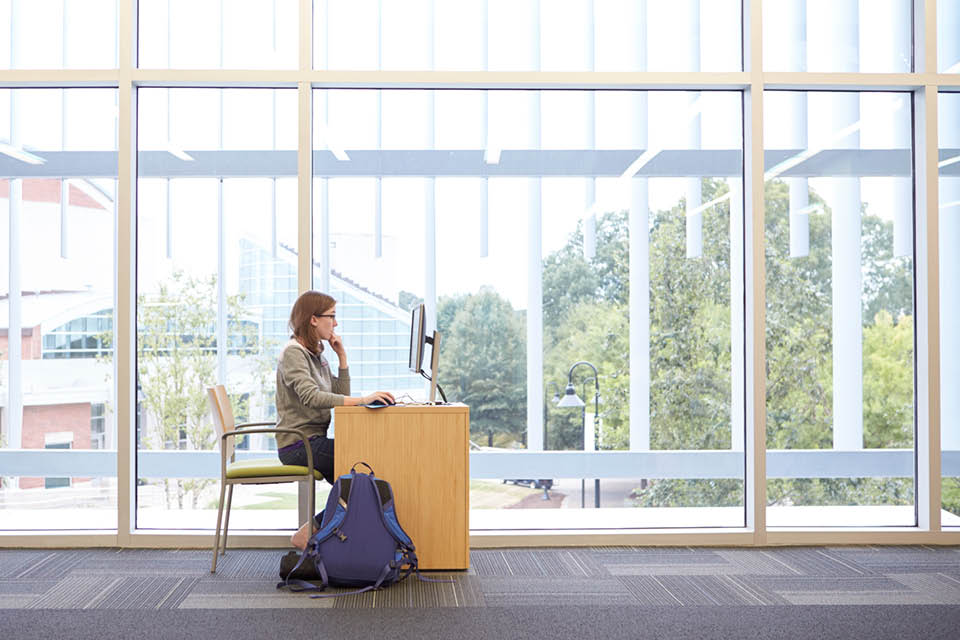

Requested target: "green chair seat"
[{"left": 226, "top": 458, "right": 323, "bottom": 480}]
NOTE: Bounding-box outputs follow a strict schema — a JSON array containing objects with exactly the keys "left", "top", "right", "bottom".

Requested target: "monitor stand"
[{"left": 425, "top": 330, "right": 441, "bottom": 404}]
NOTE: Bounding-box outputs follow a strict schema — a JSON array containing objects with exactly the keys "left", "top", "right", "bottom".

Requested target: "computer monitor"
[
  {"left": 408, "top": 303, "right": 426, "bottom": 373},
  {"left": 407, "top": 303, "right": 445, "bottom": 404}
]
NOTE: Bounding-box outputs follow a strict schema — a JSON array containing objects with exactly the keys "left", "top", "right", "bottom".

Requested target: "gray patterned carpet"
[
  {"left": 2, "top": 546, "right": 960, "bottom": 639},
  {"left": 2, "top": 546, "right": 960, "bottom": 609}
]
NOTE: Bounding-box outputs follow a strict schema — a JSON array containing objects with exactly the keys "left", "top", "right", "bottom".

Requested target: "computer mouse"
[{"left": 369, "top": 398, "right": 395, "bottom": 406}]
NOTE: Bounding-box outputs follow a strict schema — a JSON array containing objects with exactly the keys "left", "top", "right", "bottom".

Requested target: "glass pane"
[
  {"left": 0, "top": 0, "right": 117, "bottom": 69},
  {"left": 138, "top": 0, "right": 298, "bottom": 69},
  {"left": 0, "top": 89, "right": 118, "bottom": 530},
  {"left": 764, "top": 91, "right": 915, "bottom": 527},
  {"left": 136, "top": 88, "right": 300, "bottom": 530},
  {"left": 313, "top": 88, "right": 745, "bottom": 529},
  {"left": 940, "top": 92, "right": 960, "bottom": 526},
  {"left": 763, "top": 0, "right": 912, "bottom": 72},
  {"left": 314, "top": 0, "right": 742, "bottom": 72},
  {"left": 940, "top": 0, "right": 960, "bottom": 72}
]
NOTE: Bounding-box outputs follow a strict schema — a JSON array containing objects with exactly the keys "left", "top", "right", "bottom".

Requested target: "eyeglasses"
[{"left": 314, "top": 313, "right": 336, "bottom": 320}]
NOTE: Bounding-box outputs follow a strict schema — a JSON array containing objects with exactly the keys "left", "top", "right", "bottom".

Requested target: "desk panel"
[{"left": 334, "top": 404, "right": 469, "bottom": 570}]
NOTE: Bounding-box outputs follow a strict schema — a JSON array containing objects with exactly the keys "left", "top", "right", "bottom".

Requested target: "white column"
[
  {"left": 374, "top": 3, "right": 383, "bottom": 260},
  {"left": 480, "top": 0, "right": 489, "bottom": 258},
  {"left": 8, "top": 179, "right": 22, "bottom": 454},
  {"left": 60, "top": 91, "right": 69, "bottom": 259},
  {"left": 216, "top": 90, "right": 227, "bottom": 385},
  {"left": 527, "top": 1, "right": 544, "bottom": 451},
  {"left": 788, "top": 0, "right": 809, "bottom": 258},
  {"left": 940, "top": 5, "right": 960, "bottom": 452},
  {"left": 8, "top": 89, "right": 23, "bottom": 470},
  {"left": 829, "top": 0, "right": 863, "bottom": 450},
  {"left": 888, "top": 0, "right": 912, "bottom": 258},
  {"left": 629, "top": 1, "right": 650, "bottom": 452},
  {"left": 583, "top": 0, "right": 596, "bottom": 261},
  {"left": 685, "top": 0, "right": 702, "bottom": 258},
  {"left": 217, "top": 178, "right": 227, "bottom": 384}
]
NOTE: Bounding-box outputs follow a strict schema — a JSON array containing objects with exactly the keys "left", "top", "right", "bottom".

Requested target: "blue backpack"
[{"left": 277, "top": 462, "right": 447, "bottom": 597}]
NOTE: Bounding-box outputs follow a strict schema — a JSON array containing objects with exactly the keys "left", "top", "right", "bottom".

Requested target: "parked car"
[{"left": 502, "top": 479, "right": 554, "bottom": 490}]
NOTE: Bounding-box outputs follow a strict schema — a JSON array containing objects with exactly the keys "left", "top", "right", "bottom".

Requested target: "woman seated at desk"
[{"left": 276, "top": 290, "right": 394, "bottom": 549}]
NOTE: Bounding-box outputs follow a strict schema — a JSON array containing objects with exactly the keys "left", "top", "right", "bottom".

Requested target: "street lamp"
[
  {"left": 544, "top": 382, "right": 561, "bottom": 451},
  {"left": 557, "top": 361, "right": 600, "bottom": 508}
]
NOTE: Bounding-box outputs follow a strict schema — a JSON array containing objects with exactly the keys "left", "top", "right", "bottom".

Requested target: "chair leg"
[
  {"left": 308, "top": 478, "right": 316, "bottom": 538},
  {"left": 211, "top": 480, "right": 227, "bottom": 573},
  {"left": 221, "top": 484, "right": 234, "bottom": 557}
]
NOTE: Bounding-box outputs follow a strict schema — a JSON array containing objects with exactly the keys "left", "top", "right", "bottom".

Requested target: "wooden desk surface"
[{"left": 333, "top": 404, "right": 470, "bottom": 570}]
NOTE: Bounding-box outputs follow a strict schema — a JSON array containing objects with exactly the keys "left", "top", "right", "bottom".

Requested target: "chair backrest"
[{"left": 206, "top": 385, "right": 236, "bottom": 461}]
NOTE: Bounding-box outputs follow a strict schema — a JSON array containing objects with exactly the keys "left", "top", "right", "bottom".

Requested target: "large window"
[
  {"left": 314, "top": 88, "right": 745, "bottom": 528},
  {"left": 136, "top": 88, "right": 301, "bottom": 530},
  {"left": 764, "top": 91, "right": 915, "bottom": 527},
  {"left": 0, "top": 88, "right": 118, "bottom": 530},
  {"left": 1, "top": 1, "right": 957, "bottom": 543}
]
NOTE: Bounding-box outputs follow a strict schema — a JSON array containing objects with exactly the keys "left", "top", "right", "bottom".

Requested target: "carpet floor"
[{"left": 1, "top": 546, "right": 959, "bottom": 639}]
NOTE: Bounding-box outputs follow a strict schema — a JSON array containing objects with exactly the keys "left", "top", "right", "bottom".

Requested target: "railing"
[{"left": 2, "top": 448, "right": 958, "bottom": 479}]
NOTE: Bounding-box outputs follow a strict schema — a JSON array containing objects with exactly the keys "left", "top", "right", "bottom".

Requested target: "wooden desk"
[{"left": 333, "top": 404, "right": 469, "bottom": 570}]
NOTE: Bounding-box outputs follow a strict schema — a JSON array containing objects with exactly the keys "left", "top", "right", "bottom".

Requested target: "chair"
[{"left": 206, "top": 385, "right": 320, "bottom": 573}]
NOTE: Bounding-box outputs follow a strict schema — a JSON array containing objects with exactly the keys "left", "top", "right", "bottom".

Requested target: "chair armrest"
[
  {"left": 234, "top": 421, "right": 277, "bottom": 430},
  {"left": 220, "top": 428, "right": 315, "bottom": 479}
]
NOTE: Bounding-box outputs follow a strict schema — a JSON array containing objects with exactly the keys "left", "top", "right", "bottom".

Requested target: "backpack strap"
[
  {"left": 309, "top": 560, "right": 393, "bottom": 599},
  {"left": 277, "top": 551, "right": 328, "bottom": 592},
  {"left": 350, "top": 461, "right": 375, "bottom": 476},
  {"left": 399, "top": 549, "right": 455, "bottom": 585}
]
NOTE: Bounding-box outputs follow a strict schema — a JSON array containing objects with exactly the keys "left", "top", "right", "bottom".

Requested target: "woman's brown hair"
[{"left": 289, "top": 290, "right": 336, "bottom": 353}]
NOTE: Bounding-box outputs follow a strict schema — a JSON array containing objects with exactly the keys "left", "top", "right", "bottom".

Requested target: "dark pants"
[{"left": 278, "top": 434, "right": 336, "bottom": 486}]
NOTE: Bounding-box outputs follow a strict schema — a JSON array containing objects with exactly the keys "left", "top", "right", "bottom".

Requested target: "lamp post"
[
  {"left": 557, "top": 361, "right": 600, "bottom": 508},
  {"left": 544, "top": 382, "right": 561, "bottom": 451},
  {"left": 533, "top": 383, "right": 562, "bottom": 500}
]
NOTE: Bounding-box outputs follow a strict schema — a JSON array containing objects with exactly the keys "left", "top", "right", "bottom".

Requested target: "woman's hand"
[
  {"left": 328, "top": 330, "right": 346, "bottom": 357},
  {"left": 363, "top": 391, "right": 396, "bottom": 405}
]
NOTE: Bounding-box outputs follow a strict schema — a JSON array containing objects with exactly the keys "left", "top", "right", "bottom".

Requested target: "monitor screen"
[{"left": 408, "top": 303, "right": 426, "bottom": 373}]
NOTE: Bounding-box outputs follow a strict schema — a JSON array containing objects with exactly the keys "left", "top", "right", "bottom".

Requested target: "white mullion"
[
  {"left": 296, "top": 0, "right": 314, "bottom": 525},
  {"left": 527, "top": 0, "right": 544, "bottom": 452},
  {"left": 424, "top": 0, "right": 437, "bottom": 352},
  {"left": 914, "top": 0, "right": 941, "bottom": 532},
  {"left": 915, "top": 85, "right": 941, "bottom": 532},
  {"left": 297, "top": 0, "right": 312, "bottom": 295},
  {"left": 116, "top": 0, "right": 137, "bottom": 544},
  {"left": 316, "top": 0, "right": 330, "bottom": 292},
  {"left": 745, "top": 0, "right": 766, "bottom": 540}
]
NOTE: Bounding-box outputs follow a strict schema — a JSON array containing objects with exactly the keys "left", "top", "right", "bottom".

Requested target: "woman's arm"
[
  {"left": 282, "top": 347, "right": 394, "bottom": 407},
  {"left": 281, "top": 348, "right": 345, "bottom": 410}
]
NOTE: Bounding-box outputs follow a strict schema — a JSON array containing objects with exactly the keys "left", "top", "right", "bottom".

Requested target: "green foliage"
[
  {"left": 437, "top": 287, "right": 527, "bottom": 446},
  {"left": 99, "top": 270, "right": 261, "bottom": 509},
  {"left": 429, "top": 175, "right": 919, "bottom": 512},
  {"left": 863, "top": 311, "right": 913, "bottom": 449}
]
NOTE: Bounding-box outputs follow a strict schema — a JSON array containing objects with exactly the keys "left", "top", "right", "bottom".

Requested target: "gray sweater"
[{"left": 275, "top": 339, "right": 351, "bottom": 449}]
